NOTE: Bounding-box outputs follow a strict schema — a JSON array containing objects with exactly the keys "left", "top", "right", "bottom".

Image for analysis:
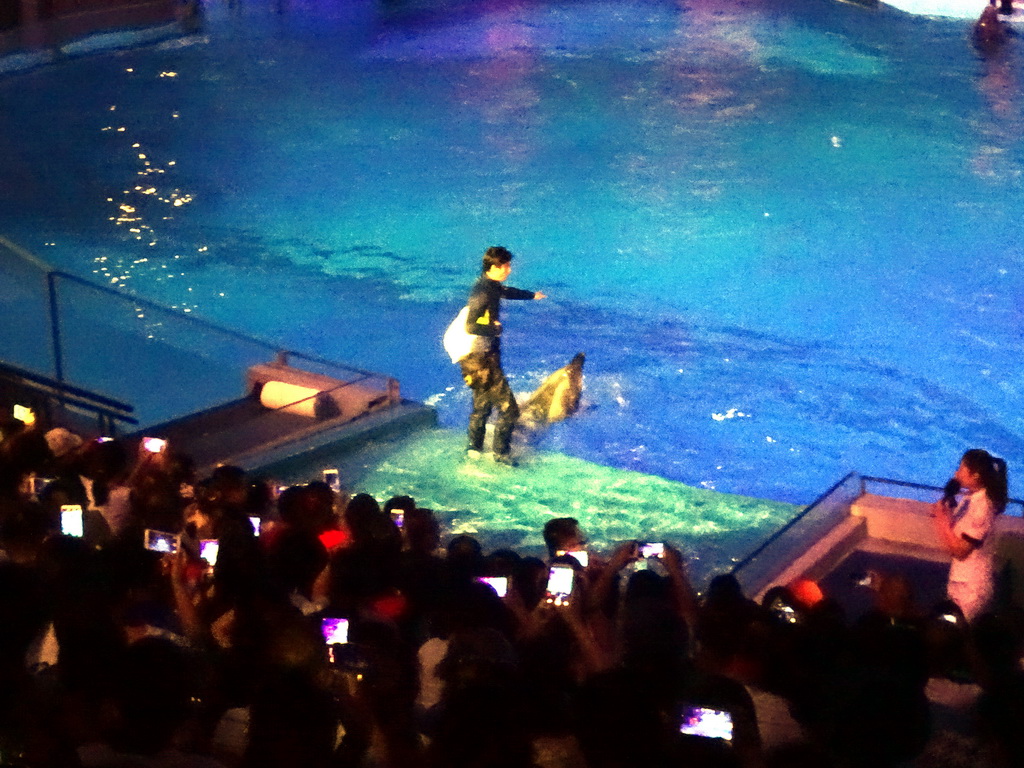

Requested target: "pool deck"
[
  {"left": 750, "top": 491, "right": 1024, "bottom": 619},
  {"left": 0, "top": 3, "right": 193, "bottom": 76},
  {"left": 882, "top": 0, "right": 1010, "bottom": 19}
]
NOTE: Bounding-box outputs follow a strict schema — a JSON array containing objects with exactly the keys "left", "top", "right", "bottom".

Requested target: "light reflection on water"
[{"left": 0, "top": 0, "right": 1022, "bottom": 506}]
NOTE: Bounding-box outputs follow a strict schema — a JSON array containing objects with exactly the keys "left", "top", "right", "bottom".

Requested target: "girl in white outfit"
[{"left": 931, "top": 449, "right": 1009, "bottom": 622}]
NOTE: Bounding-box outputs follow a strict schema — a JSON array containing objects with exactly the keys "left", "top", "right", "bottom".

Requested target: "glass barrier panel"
[
  {"left": 731, "top": 472, "right": 864, "bottom": 597},
  {"left": 54, "top": 274, "right": 280, "bottom": 425},
  {"left": 0, "top": 240, "right": 56, "bottom": 375}
]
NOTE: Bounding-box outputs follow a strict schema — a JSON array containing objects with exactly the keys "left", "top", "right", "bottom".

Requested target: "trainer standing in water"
[{"left": 461, "top": 246, "right": 546, "bottom": 465}]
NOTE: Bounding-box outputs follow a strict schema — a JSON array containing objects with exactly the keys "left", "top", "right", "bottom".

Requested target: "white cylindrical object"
[{"left": 260, "top": 380, "right": 323, "bottom": 418}]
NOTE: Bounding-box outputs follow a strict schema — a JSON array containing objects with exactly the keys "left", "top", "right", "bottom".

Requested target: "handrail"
[
  {"left": 0, "top": 360, "right": 137, "bottom": 433},
  {"left": 861, "top": 474, "right": 1024, "bottom": 513},
  {"left": 1, "top": 234, "right": 65, "bottom": 382},
  {"left": 731, "top": 471, "right": 1024, "bottom": 582},
  {"left": 0, "top": 234, "right": 392, "bottom": 383},
  {"left": 729, "top": 471, "right": 859, "bottom": 575},
  {"left": 47, "top": 269, "right": 389, "bottom": 381},
  {"left": 0, "top": 234, "right": 52, "bottom": 272},
  {"left": 0, "top": 359, "right": 134, "bottom": 415},
  {"left": 0, "top": 235, "right": 400, "bottom": 429},
  {"left": 48, "top": 271, "right": 64, "bottom": 383},
  {"left": 861, "top": 476, "right": 943, "bottom": 493}
]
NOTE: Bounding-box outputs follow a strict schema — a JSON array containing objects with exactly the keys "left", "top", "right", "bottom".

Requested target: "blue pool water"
[{"left": 1, "top": 0, "right": 1022, "bottom": 510}]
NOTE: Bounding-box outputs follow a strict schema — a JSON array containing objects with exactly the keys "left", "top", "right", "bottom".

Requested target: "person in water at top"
[
  {"left": 460, "top": 246, "right": 547, "bottom": 465},
  {"left": 974, "top": 1, "right": 1007, "bottom": 54}
]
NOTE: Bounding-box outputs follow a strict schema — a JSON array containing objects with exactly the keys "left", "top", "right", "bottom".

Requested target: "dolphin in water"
[{"left": 520, "top": 352, "right": 586, "bottom": 427}]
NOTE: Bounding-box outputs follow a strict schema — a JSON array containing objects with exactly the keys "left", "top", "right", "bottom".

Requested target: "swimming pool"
[{"left": 1, "top": 0, "right": 1021, "bottom": 510}]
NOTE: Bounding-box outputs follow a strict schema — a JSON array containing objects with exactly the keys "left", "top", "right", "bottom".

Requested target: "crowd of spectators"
[{"left": 1, "top": 413, "right": 1023, "bottom": 768}]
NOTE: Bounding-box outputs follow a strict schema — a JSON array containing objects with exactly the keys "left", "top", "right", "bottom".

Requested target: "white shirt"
[
  {"left": 82, "top": 476, "right": 133, "bottom": 536},
  {"left": 948, "top": 490, "right": 997, "bottom": 585},
  {"left": 416, "top": 637, "right": 449, "bottom": 714}
]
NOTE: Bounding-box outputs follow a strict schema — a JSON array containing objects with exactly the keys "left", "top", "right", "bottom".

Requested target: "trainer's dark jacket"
[{"left": 465, "top": 276, "right": 537, "bottom": 343}]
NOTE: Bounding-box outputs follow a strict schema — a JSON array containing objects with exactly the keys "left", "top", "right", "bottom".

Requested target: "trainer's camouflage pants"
[{"left": 460, "top": 349, "right": 519, "bottom": 457}]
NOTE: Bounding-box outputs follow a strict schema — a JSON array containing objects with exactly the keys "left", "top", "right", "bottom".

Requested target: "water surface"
[{"left": 1, "top": 0, "right": 1021, "bottom": 505}]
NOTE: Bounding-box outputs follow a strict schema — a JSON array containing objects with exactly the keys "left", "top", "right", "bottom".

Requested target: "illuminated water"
[
  {"left": 1, "top": 0, "right": 1022, "bottom": 524},
  {"left": 279, "top": 426, "right": 800, "bottom": 576}
]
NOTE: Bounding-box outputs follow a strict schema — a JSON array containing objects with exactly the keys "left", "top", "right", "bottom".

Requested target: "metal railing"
[
  {"left": 860, "top": 475, "right": 1024, "bottom": 517},
  {"left": 0, "top": 358, "right": 137, "bottom": 435},
  {"left": 0, "top": 235, "right": 399, "bottom": 428},
  {"left": 730, "top": 471, "right": 864, "bottom": 596},
  {"left": 730, "top": 471, "right": 1024, "bottom": 596}
]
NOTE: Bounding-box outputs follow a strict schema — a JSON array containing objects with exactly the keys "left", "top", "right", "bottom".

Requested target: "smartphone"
[
  {"left": 322, "top": 469, "right": 341, "bottom": 492},
  {"left": 144, "top": 529, "right": 179, "bottom": 554},
  {"left": 142, "top": 437, "right": 167, "bottom": 453},
  {"left": 321, "top": 617, "right": 350, "bottom": 662},
  {"left": 322, "top": 617, "right": 350, "bottom": 645},
  {"left": 249, "top": 516, "right": 261, "bottom": 536},
  {"left": 199, "top": 539, "right": 219, "bottom": 566},
  {"left": 96, "top": 436, "right": 114, "bottom": 444},
  {"left": 476, "top": 575, "right": 509, "bottom": 598},
  {"left": 850, "top": 571, "right": 874, "bottom": 588},
  {"left": 60, "top": 504, "right": 84, "bottom": 537},
  {"left": 29, "top": 475, "right": 55, "bottom": 497},
  {"left": 641, "top": 542, "right": 664, "bottom": 559},
  {"left": 556, "top": 549, "right": 589, "bottom": 568},
  {"left": 390, "top": 509, "right": 405, "bottom": 529},
  {"left": 13, "top": 404, "right": 34, "bottom": 424},
  {"left": 939, "top": 613, "right": 959, "bottom": 624},
  {"left": 545, "top": 565, "right": 575, "bottom": 606},
  {"left": 769, "top": 596, "right": 799, "bottom": 624},
  {"left": 679, "top": 706, "right": 734, "bottom": 741}
]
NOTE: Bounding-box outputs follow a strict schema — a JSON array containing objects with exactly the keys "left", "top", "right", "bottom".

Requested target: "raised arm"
[{"left": 662, "top": 543, "right": 700, "bottom": 628}]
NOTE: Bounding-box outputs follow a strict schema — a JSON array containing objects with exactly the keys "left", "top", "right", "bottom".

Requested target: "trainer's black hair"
[
  {"left": 482, "top": 246, "right": 513, "bottom": 274},
  {"left": 961, "top": 449, "right": 1009, "bottom": 513}
]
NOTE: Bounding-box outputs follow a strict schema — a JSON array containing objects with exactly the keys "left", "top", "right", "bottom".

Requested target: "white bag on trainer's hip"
[{"left": 443, "top": 306, "right": 485, "bottom": 363}]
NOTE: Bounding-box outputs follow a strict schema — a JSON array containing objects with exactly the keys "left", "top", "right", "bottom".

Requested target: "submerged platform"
[{"left": 253, "top": 425, "right": 802, "bottom": 586}]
